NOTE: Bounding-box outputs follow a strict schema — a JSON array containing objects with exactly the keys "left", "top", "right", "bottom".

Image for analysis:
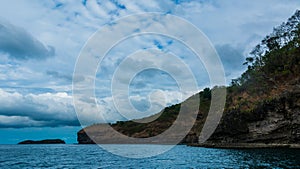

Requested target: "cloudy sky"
[{"left": 0, "top": 0, "right": 299, "bottom": 144}]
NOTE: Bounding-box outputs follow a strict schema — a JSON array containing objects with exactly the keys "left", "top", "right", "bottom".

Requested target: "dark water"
[{"left": 0, "top": 144, "right": 299, "bottom": 168}]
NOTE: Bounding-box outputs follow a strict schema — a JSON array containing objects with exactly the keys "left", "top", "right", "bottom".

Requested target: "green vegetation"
[
  {"left": 228, "top": 10, "right": 300, "bottom": 111},
  {"left": 111, "top": 89, "right": 210, "bottom": 138}
]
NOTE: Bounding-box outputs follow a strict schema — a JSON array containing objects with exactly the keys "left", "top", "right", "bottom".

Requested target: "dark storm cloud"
[
  {"left": 0, "top": 108, "right": 80, "bottom": 128},
  {"left": 0, "top": 19, "right": 55, "bottom": 60},
  {"left": 0, "top": 89, "right": 79, "bottom": 128},
  {"left": 0, "top": 116, "right": 80, "bottom": 128}
]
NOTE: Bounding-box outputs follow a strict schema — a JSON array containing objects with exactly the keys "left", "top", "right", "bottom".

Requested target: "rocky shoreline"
[{"left": 188, "top": 143, "right": 300, "bottom": 149}]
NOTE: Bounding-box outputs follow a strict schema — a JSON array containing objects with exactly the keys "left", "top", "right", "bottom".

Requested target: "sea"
[{"left": 0, "top": 144, "right": 299, "bottom": 168}]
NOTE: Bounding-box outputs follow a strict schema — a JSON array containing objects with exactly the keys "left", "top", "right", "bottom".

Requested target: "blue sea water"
[{"left": 0, "top": 144, "right": 299, "bottom": 168}]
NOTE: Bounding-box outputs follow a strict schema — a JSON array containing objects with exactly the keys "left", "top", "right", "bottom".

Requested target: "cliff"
[
  {"left": 206, "top": 10, "right": 300, "bottom": 145},
  {"left": 77, "top": 10, "right": 300, "bottom": 146},
  {"left": 77, "top": 86, "right": 300, "bottom": 145},
  {"left": 207, "top": 88, "right": 300, "bottom": 144}
]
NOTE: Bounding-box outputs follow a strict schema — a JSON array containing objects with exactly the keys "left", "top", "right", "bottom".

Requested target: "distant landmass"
[
  {"left": 18, "top": 139, "right": 65, "bottom": 144},
  {"left": 77, "top": 10, "right": 300, "bottom": 147}
]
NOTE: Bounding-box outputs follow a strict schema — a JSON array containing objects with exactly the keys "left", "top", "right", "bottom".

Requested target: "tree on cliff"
[{"left": 232, "top": 10, "right": 300, "bottom": 96}]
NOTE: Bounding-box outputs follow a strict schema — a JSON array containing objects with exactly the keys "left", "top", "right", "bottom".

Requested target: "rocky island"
[
  {"left": 77, "top": 10, "right": 300, "bottom": 148},
  {"left": 18, "top": 139, "right": 65, "bottom": 144}
]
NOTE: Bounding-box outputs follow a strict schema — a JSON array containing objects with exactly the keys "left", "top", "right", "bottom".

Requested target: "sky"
[{"left": 0, "top": 0, "right": 299, "bottom": 144}]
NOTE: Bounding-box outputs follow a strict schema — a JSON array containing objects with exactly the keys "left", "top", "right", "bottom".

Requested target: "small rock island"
[{"left": 18, "top": 139, "right": 65, "bottom": 144}]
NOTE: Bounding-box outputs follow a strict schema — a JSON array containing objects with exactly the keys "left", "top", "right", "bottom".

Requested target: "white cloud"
[
  {"left": 0, "top": 89, "right": 78, "bottom": 127},
  {"left": 0, "top": 0, "right": 299, "bottom": 127}
]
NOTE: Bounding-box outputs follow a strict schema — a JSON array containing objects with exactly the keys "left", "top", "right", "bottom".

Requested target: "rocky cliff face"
[
  {"left": 208, "top": 90, "right": 300, "bottom": 144},
  {"left": 77, "top": 130, "right": 95, "bottom": 144},
  {"left": 77, "top": 90, "right": 300, "bottom": 145},
  {"left": 77, "top": 89, "right": 300, "bottom": 145}
]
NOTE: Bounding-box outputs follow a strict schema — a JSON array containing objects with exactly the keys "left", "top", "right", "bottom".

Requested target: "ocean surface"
[{"left": 0, "top": 144, "right": 299, "bottom": 168}]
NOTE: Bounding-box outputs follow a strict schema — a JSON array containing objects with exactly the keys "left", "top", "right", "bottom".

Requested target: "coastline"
[{"left": 188, "top": 143, "right": 300, "bottom": 149}]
